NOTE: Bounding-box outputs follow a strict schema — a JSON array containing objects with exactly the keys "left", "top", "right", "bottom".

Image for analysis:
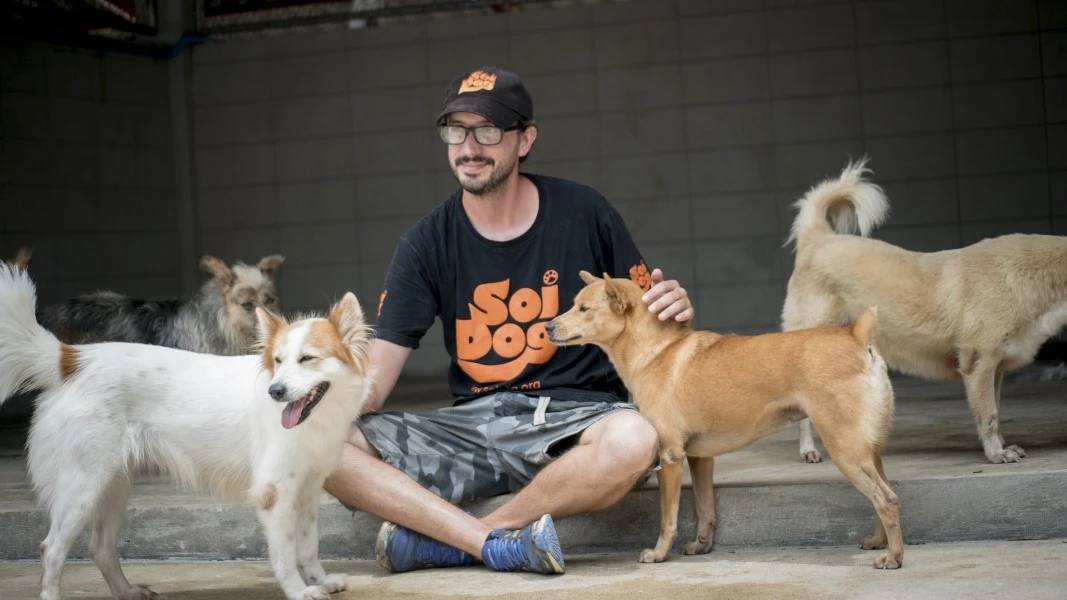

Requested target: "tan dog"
[
  {"left": 548, "top": 272, "right": 903, "bottom": 569},
  {"left": 783, "top": 161, "right": 1067, "bottom": 464}
]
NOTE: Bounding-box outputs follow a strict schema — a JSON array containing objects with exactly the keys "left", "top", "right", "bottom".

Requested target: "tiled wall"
[
  {"left": 0, "top": 42, "right": 176, "bottom": 304},
  {"left": 4, "top": 0, "right": 1066, "bottom": 378}
]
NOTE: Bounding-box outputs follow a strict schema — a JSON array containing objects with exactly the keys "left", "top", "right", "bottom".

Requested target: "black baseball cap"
[{"left": 436, "top": 66, "right": 534, "bottom": 128}]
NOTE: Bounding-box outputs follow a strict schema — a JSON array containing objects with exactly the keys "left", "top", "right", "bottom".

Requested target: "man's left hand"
[{"left": 641, "top": 268, "right": 694, "bottom": 323}]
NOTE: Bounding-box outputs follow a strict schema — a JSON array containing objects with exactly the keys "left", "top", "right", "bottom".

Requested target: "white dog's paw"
[
  {"left": 988, "top": 446, "right": 1026, "bottom": 463},
  {"left": 119, "top": 585, "right": 158, "bottom": 600},
  {"left": 321, "top": 574, "right": 346, "bottom": 593},
  {"left": 300, "top": 585, "right": 331, "bottom": 600},
  {"left": 801, "top": 449, "right": 823, "bottom": 463}
]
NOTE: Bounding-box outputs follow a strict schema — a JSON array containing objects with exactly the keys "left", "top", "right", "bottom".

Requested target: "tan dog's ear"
[
  {"left": 579, "top": 270, "right": 597, "bottom": 285},
  {"left": 603, "top": 278, "right": 631, "bottom": 315},
  {"left": 257, "top": 254, "right": 285, "bottom": 277},
  {"left": 200, "top": 255, "right": 235, "bottom": 286},
  {"left": 329, "top": 292, "right": 373, "bottom": 366}
]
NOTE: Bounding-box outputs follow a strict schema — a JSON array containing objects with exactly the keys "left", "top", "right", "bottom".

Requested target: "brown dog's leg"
[
  {"left": 681, "top": 455, "right": 715, "bottom": 555},
  {"left": 860, "top": 454, "right": 889, "bottom": 550},
  {"left": 639, "top": 461, "right": 683, "bottom": 563},
  {"left": 962, "top": 352, "right": 1023, "bottom": 463},
  {"left": 825, "top": 448, "right": 903, "bottom": 569}
]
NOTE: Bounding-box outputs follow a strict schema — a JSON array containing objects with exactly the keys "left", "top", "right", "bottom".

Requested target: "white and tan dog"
[
  {"left": 0, "top": 264, "right": 371, "bottom": 600},
  {"left": 784, "top": 161, "right": 1067, "bottom": 464}
]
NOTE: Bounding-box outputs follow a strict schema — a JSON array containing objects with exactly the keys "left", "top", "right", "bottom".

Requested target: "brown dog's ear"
[
  {"left": 603, "top": 278, "right": 631, "bottom": 315},
  {"left": 257, "top": 254, "right": 285, "bottom": 277},
  {"left": 200, "top": 255, "right": 235, "bottom": 286},
  {"left": 329, "top": 292, "right": 372, "bottom": 367},
  {"left": 9, "top": 246, "right": 31, "bottom": 270},
  {"left": 579, "top": 270, "right": 597, "bottom": 285}
]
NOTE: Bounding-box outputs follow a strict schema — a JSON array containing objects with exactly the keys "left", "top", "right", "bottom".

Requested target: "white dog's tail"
[
  {"left": 0, "top": 264, "right": 64, "bottom": 403},
  {"left": 786, "top": 158, "right": 889, "bottom": 250}
]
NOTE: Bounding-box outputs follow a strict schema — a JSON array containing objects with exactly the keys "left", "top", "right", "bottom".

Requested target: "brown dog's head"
[{"left": 547, "top": 270, "right": 643, "bottom": 347}]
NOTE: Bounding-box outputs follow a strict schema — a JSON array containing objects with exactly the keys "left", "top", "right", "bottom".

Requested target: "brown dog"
[{"left": 548, "top": 271, "right": 903, "bottom": 569}]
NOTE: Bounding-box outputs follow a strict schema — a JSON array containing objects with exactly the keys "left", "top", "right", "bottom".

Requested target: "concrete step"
[{"left": 1, "top": 378, "right": 1065, "bottom": 561}]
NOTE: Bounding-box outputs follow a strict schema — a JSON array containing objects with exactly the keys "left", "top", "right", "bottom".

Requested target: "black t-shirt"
[{"left": 375, "top": 173, "right": 652, "bottom": 404}]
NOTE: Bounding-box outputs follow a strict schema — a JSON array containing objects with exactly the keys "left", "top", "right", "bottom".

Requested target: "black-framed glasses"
[{"left": 439, "top": 124, "right": 520, "bottom": 146}]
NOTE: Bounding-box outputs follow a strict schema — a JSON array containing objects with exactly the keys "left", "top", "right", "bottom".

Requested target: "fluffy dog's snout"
[{"left": 268, "top": 382, "right": 287, "bottom": 401}]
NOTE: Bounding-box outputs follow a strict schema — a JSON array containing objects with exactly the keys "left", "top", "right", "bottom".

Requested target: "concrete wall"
[
  {"left": 0, "top": 41, "right": 176, "bottom": 305},
  {"left": 188, "top": 0, "right": 1067, "bottom": 376},
  {"left": 2, "top": 0, "right": 1065, "bottom": 379}
]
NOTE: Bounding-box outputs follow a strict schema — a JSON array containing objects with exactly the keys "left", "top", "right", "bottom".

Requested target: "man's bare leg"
[
  {"left": 325, "top": 431, "right": 491, "bottom": 557},
  {"left": 482, "top": 410, "right": 658, "bottom": 530},
  {"left": 325, "top": 410, "right": 657, "bottom": 554}
]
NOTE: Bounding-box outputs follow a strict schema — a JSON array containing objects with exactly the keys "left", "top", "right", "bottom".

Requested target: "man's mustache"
[{"left": 455, "top": 156, "right": 494, "bottom": 167}]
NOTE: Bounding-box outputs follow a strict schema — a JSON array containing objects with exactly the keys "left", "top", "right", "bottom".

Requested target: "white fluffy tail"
[
  {"left": 0, "top": 264, "right": 62, "bottom": 403},
  {"left": 786, "top": 158, "right": 889, "bottom": 250}
]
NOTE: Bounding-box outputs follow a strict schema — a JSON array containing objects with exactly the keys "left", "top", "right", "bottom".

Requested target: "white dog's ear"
[
  {"left": 255, "top": 307, "right": 286, "bottom": 348},
  {"left": 603, "top": 278, "right": 631, "bottom": 315},
  {"left": 329, "top": 292, "right": 372, "bottom": 365},
  {"left": 579, "top": 270, "right": 597, "bottom": 285},
  {"left": 200, "top": 255, "right": 235, "bottom": 286},
  {"left": 257, "top": 254, "right": 285, "bottom": 277}
]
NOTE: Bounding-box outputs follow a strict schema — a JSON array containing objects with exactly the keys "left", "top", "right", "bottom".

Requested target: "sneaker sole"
[
  {"left": 530, "top": 514, "right": 566, "bottom": 574},
  {"left": 375, "top": 521, "right": 397, "bottom": 573}
]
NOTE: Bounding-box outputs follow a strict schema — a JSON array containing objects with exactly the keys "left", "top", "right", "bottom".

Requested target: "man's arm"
[{"left": 361, "top": 338, "right": 412, "bottom": 415}]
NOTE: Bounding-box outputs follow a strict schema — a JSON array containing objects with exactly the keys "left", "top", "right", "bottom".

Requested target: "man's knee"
[{"left": 596, "top": 411, "right": 659, "bottom": 475}]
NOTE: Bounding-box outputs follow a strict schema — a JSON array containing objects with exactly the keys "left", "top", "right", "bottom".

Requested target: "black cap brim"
[{"left": 436, "top": 94, "right": 524, "bottom": 128}]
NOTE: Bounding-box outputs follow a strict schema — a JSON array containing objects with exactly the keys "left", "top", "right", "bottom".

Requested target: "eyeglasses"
[{"left": 439, "top": 124, "right": 521, "bottom": 146}]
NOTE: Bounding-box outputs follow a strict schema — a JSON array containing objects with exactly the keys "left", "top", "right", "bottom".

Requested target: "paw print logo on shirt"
[{"left": 629, "top": 261, "right": 652, "bottom": 291}]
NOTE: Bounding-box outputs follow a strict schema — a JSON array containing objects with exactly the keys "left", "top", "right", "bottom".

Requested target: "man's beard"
[{"left": 453, "top": 153, "right": 516, "bottom": 196}]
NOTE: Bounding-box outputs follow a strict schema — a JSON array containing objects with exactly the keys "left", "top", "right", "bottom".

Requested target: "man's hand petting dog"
[{"left": 642, "top": 268, "right": 694, "bottom": 323}]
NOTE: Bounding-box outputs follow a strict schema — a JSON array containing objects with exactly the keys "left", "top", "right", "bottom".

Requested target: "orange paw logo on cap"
[{"left": 459, "top": 70, "right": 497, "bottom": 94}]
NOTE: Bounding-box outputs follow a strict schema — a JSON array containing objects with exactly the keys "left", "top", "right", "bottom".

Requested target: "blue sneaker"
[
  {"left": 481, "top": 514, "right": 565, "bottom": 574},
  {"left": 375, "top": 521, "right": 475, "bottom": 573}
]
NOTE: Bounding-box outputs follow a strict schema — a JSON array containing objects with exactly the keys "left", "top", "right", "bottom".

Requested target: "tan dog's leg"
[
  {"left": 993, "top": 363, "right": 1026, "bottom": 460},
  {"left": 681, "top": 456, "right": 715, "bottom": 555},
  {"left": 961, "top": 352, "right": 1024, "bottom": 463},
  {"left": 639, "top": 461, "right": 683, "bottom": 563},
  {"left": 783, "top": 282, "right": 843, "bottom": 463}
]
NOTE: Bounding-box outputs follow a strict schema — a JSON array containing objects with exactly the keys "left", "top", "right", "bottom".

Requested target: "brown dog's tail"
[
  {"left": 786, "top": 159, "right": 888, "bottom": 251},
  {"left": 851, "top": 307, "right": 878, "bottom": 347}
]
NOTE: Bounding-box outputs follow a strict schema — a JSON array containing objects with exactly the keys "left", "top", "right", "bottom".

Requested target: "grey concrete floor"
[{"left": 1, "top": 538, "right": 1065, "bottom": 600}]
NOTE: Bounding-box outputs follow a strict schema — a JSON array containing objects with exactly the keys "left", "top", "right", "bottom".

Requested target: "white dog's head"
[{"left": 256, "top": 293, "right": 371, "bottom": 430}]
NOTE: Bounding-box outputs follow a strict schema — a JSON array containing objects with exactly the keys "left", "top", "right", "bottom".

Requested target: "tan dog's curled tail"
[
  {"left": 851, "top": 307, "right": 878, "bottom": 347},
  {"left": 786, "top": 159, "right": 888, "bottom": 250}
]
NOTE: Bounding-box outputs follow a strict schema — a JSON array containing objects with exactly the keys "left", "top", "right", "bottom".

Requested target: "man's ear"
[
  {"left": 579, "top": 270, "right": 597, "bottom": 285},
  {"left": 518, "top": 123, "right": 538, "bottom": 159},
  {"left": 603, "top": 278, "right": 631, "bottom": 315}
]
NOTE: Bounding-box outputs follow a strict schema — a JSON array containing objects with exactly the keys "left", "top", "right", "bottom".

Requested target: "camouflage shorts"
[{"left": 357, "top": 392, "right": 637, "bottom": 504}]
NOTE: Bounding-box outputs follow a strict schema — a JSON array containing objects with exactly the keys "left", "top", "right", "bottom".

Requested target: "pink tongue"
[{"left": 281, "top": 398, "right": 306, "bottom": 429}]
